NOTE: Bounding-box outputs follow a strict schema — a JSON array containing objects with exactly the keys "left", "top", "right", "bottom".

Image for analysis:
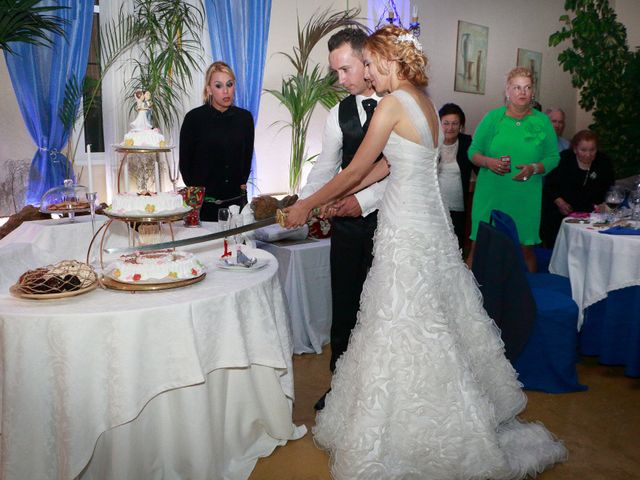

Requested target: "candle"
[
  {"left": 86, "top": 144, "right": 94, "bottom": 193},
  {"left": 411, "top": 5, "right": 419, "bottom": 22}
]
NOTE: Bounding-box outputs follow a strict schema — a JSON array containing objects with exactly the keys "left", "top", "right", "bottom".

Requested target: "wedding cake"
[
  {"left": 109, "top": 250, "right": 205, "bottom": 283},
  {"left": 110, "top": 192, "right": 185, "bottom": 215},
  {"left": 121, "top": 90, "right": 167, "bottom": 148}
]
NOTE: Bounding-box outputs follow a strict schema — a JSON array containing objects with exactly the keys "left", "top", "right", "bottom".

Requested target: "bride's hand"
[{"left": 283, "top": 200, "right": 312, "bottom": 228}]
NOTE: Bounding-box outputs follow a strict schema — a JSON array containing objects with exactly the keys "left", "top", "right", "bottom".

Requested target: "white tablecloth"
[
  {"left": 257, "top": 239, "right": 331, "bottom": 354},
  {"left": 549, "top": 220, "right": 640, "bottom": 328},
  {"left": 0, "top": 216, "right": 305, "bottom": 480}
]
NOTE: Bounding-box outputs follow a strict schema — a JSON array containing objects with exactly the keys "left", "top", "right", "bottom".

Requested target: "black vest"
[{"left": 338, "top": 95, "right": 365, "bottom": 170}]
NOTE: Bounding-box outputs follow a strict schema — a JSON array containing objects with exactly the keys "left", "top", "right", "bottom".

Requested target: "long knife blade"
[{"left": 104, "top": 209, "right": 287, "bottom": 254}]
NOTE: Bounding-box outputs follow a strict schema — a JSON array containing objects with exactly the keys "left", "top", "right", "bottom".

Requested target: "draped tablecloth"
[
  {"left": 257, "top": 239, "right": 331, "bottom": 354},
  {"left": 0, "top": 216, "right": 306, "bottom": 480},
  {"left": 549, "top": 220, "right": 640, "bottom": 328}
]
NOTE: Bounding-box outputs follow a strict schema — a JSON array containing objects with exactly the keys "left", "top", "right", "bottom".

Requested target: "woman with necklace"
[
  {"left": 540, "top": 130, "right": 614, "bottom": 247},
  {"left": 466, "top": 67, "right": 559, "bottom": 271}
]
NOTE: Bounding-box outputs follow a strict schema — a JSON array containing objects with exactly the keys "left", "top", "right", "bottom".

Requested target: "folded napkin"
[
  {"left": 254, "top": 224, "right": 309, "bottom": 242},
  {"left": 599, "top": 226, "right": 640, "bottom": 235}
]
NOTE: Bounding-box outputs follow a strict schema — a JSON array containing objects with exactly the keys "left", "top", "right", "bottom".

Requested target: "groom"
[{"left": 300, "top": 28, "right": 387, "bottom": 410}]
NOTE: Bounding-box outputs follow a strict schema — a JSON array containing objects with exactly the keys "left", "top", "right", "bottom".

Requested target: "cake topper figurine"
[{"left": 130, "top": 90, "right": 153, "bottom": 131}]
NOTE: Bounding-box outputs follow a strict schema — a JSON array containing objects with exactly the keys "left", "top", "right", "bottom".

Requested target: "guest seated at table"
[
  {"left": 545, "top": 108, "right": 570, "bottom": 152},
  {"left": 540, "top": 129, "right": 615, "bottom": 247},
  {"left": 179, "top": 61, "right": 254, "bottom": 221},
  {"left": 437, "top": 103, "right": 477, "bottom": 252}
]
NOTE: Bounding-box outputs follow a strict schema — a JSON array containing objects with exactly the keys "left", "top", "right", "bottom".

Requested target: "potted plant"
[
  {"left": 549, "top": 0, "right": 640, "bottom": 178},
  {"left": 265, "top": 7, "right": 364, "bottom": 194}
]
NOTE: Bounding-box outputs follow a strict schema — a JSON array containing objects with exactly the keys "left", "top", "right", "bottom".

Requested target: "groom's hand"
[{"left": 332, "top": 195, "right": 362, "bottom": 217}]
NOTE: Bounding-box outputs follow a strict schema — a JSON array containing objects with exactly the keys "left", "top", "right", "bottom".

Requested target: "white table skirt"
[
  {"left": 0, "top": 217, "right": 305, "bottom": 480},
  {"left": 257, "top": 239, "right": 331, "bottom": 354},
  {"left": 549, "top": 220, "right": 640, "bottom": 328}
]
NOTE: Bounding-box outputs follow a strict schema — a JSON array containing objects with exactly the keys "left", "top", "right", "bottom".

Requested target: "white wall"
[{"left": 1, "top": 0, "right": 639, "bottom": 210}]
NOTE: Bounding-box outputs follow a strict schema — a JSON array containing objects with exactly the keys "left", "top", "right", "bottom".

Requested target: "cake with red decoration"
[
  {"left": 109, "top": 249, "right": 204, "bottom": 283},
  {"left": 109, "top": 191, "right": 186, "bottom": 215}
]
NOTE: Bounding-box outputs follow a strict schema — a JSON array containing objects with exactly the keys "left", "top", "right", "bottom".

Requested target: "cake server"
[{"left": 104, "top": 209, "right": 289, "bottom": 254}]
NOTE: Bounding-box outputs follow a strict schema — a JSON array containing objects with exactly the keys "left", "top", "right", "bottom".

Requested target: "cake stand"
[
  {"left": 87, "top": 210, "right": 190, "bottom": 292},
  {"left": 112, "top": 145, "right": 175, "bottom": 194}
]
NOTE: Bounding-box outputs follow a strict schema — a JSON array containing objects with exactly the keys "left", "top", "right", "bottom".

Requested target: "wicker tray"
[{"left": 10, "top": 280, "right": 98, "bottom": 300}]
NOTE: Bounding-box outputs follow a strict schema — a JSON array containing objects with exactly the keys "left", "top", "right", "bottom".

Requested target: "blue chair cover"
[
  {"left": 534, "top": 246, "right": 553, "bottom": 273},
  {"left": 513, "top": 287, "right": 588, "bottom": 393},
  {"left": 580, "top": 286, "right": 640, "bottom": 377},
  {"left": 490, "top": 210, "right": 571, "bottom": 296},
  {"left": 474, "top": 221, "right": 586, "bottom": 393}
]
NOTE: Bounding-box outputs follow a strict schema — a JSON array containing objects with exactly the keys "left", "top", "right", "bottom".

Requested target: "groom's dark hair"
[{"left": 328, "top": 28, "right": 368, "bottom": 57}]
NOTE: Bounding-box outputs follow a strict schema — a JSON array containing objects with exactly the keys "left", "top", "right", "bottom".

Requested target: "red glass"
[{"left": 178, "top": 186, "right": 205, "bottom": 227}]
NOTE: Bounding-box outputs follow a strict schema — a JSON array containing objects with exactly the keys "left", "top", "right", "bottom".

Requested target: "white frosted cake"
[
  {"left": 110, "top": 192, "right": 185, "bottom": 215},
  {"left": 123, "top": 128, "right": 166, "bottom": 148},
  {"left": 109, "top": 249, "right": 205, "bottom": 283}
]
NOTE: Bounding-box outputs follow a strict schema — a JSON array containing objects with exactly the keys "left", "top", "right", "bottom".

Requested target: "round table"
[{"left": 0, "top": 217, "right": 305, "bottom": 479}]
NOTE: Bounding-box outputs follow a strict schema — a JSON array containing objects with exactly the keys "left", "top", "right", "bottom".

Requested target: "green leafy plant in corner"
[
  {"left": 265, "top": 7, "right": 364, "bottom": 194},
  {"left": 549, "top": 0, "right": 640, "bottom": 178}
]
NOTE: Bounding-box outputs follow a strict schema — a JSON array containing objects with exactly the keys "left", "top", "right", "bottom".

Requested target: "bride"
[{"left": 284, "top": 25, "right": 567, "bottom": 480}]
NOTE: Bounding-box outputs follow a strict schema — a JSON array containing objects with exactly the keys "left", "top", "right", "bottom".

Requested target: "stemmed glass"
[
  {"left": 604, "top": 186, "right": 624, "bottom": 222},
  {"left": 218, "top": 208, "right": 231, "bottom": 232},
  {"left": 218, "top": 208, "right": 232, "bottom": 257},
  {"left": 629, "top": 188, "right": 640, "bottom": 221}
]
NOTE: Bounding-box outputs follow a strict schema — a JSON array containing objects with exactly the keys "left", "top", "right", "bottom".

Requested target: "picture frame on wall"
[
  {"left": 516, "top": 48, "right": 542, "bottom": 99},
  {"left": 454, "top": 20, "right": 489, "bottom": 95}
]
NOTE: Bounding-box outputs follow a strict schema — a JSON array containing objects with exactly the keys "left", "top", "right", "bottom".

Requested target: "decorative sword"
[{"left": 104, "top": 209, "right": 291, "bottom": 255}]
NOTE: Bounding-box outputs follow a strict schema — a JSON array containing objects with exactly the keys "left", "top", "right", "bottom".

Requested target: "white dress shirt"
[{"left": 300, "top": 93, "right": 387, "bottom": 217}]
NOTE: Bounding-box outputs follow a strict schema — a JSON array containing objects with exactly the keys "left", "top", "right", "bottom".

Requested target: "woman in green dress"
[{"left": 466, "top": 67, "right": 559, "bottom": 272}]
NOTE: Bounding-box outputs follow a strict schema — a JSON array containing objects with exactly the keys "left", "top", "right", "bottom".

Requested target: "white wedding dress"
[{"left": 313, "top": 90, "right": 567, "bottom": 480}]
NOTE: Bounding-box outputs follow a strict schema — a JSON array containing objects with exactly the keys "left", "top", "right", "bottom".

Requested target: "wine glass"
[
  {"left": 604, "top": 186, "right": 624, "bottom": 222},
  {"left": 629, "top": 188, "right": 640, "bottom": 221},
  {"left": 218, "top": 208, "right": 231, "bottom": 232}
]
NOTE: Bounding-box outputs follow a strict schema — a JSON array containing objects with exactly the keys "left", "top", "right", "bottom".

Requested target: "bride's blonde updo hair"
[{"left": 364, "top": 25, "right": 428, "bottom": 87}]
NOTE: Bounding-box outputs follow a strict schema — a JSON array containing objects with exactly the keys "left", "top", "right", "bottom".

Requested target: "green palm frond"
[
  {"left": 286, "top": 7, "right": 364, "bottom": 75},
  {"left": 0, "top": 0, "right": 67, "bottom": 55},
  {"left": 265, "top": 7, "right": 364, "bottom": 192}
]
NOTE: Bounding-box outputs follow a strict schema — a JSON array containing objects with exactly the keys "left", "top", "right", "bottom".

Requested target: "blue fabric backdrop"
[
  {"left": 204, "top": 0, "right": 272, "bottom": 198},
  {"left": 4, "top": 0, "right": 93, "bottom": 205}
]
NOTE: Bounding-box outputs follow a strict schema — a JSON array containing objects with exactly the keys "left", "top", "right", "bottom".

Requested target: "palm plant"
[
  {"left": 0, "top": 0, "right": 66, "bottom": 55},
  {"left": 126, "top": 0, "right": 204, "bottom": 131},
  {"left": 59, "top": 0, "right": 203, "bottom": 174},
  {"left": 265, "top": 7, "right": 364, "bottom": 193}
]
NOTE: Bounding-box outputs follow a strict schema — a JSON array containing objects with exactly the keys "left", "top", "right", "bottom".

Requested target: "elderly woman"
[
  {"left": 438, "top": 103, "right": 477, "bottom": 251},
  {"left": 179, "top": 61, "right": 254, "bottom": 221},
  {"left": 467, "top": 67, "right": 559, "bottom": 271},
  {"left": 540, "top": 129, "right": 615, "bottom": 247}
]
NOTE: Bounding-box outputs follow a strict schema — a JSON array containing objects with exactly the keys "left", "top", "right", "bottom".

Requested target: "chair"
[
  {"left": 473, "top": 221, "right": 587, "bottom": 393},
  {"left": 489, "top": 210, "right": 571, "bottom": 295}
]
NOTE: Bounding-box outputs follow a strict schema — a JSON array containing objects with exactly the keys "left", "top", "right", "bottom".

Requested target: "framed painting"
[
  {"left": 454, "top": 20, "right": 489, "bottom": 94},
  {"left": 516, "top": 48, "right": 542, "bottom": 99}
]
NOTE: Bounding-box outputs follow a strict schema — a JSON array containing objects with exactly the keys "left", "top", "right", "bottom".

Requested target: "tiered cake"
[{"left": 110, "top": 192, "right": 185, "bottom": 215}]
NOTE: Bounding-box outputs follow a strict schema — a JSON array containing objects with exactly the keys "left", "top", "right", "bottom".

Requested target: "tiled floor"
[{"left": 250, "top": 348, "right": 640, "bottom": 480}]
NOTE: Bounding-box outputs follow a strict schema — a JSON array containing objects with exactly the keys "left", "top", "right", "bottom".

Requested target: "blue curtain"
[
  {"left": 205, "top": 0, "right": 272, "bottom": 198},
  {"left": 4, "top": 0, "right": 93, "bottom": 205}
]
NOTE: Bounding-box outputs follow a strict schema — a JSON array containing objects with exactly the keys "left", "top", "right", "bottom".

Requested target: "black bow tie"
[{"left": 362, "top": 98, "right": 377, "bottom": 132}]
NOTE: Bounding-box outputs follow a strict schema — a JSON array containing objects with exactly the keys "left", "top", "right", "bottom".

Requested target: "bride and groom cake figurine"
[{"left": 123, "top": 90, "right": 166, "bottom": 148}]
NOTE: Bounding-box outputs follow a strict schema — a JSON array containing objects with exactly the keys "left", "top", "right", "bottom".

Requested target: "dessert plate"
[{"left": 215, "top": 258, "right": 269, "bottom": 271}]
